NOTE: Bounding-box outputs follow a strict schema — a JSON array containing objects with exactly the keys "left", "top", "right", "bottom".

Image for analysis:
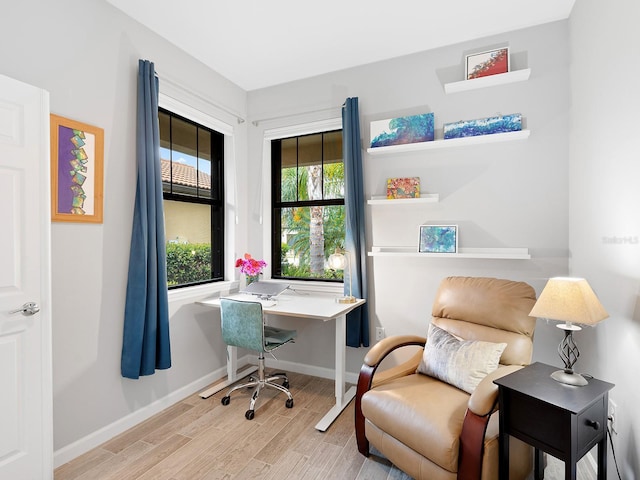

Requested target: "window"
[
  {"left": 271, "top": 129, "right": 345, "bottom": 281},
  {"left": 159, "top": 107, "right": 224, "bottom": 288}
]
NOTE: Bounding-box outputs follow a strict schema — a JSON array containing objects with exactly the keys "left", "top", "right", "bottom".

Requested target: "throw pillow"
[{"left": 417, "top": 323, "right": 507, "bottom": 394}]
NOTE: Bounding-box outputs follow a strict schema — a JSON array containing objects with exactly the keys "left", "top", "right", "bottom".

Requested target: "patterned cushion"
[{"left": 417, "top": 323, "right": 506, "bottom": 394}]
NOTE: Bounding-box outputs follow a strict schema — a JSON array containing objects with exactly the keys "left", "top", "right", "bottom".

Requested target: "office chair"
[{"left": 219, "top": 298, "right": 297, "bottom": 420}]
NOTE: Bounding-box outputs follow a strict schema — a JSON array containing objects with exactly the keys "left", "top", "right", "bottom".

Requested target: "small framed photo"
[
  {"left": 465, "top": 47, "right": 509, "bottom": 80},
  {"left": 419, "top": 225, "right": 458, "bottom": 254},
  {"left": 50, "top": 114, "right": 104, "bottom": 223},
  {"left": 387, "top": 177, "right": 420, "bottom": 199}
]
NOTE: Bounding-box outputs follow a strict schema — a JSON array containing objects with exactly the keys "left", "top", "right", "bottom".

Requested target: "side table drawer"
[
  {"left": 504, "top": 390, "right": 569, "bottom": 454},
  {"left": 577, "top": 397, "right": 606, "bottom": 455}
]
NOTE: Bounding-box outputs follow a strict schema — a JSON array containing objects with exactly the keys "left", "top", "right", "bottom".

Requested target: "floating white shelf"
[
  {"left": 367, "top": 194, "right": 439, "bottom": 205},
  {"left": 366, "top": 129, "right": 530, "bottom": 156},
  {"left": 444, "top": 69, "right": 532, "bottom": 94},
  {"left": 368, "top": 246, "right": 531, "bottom": 260}
]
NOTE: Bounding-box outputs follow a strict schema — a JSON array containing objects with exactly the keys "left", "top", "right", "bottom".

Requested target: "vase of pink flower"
[{"left": 235, "top": 253, "right": 267, "bottom": 286}]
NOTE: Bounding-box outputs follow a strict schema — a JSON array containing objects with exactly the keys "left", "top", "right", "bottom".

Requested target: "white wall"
[
  {"left": 0, "top": 0, "right": 248, "bottom": 461},
  {"left": 248, "top": 20, "right": 571, "bottom": 374},
  {"left": 569, "top": 1, "right": 640, "bottom": 477}
]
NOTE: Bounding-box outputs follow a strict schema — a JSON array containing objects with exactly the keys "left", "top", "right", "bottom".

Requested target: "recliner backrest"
[{"left": 431, "top": 276, "right": 537, "bottom": 366}]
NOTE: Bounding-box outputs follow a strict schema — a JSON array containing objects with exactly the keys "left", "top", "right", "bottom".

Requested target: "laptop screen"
[{"left": 242, "top": 281, "right": 289, "bottom": 299}]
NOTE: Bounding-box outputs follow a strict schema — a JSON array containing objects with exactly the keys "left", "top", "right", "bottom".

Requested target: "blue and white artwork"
[
  {"left": 419, "top": 225, "right": 458, "bottom": 254},
  {"left": 370, "top": 113, "right": 435, "bottom": 148},
  {"left": 443, "top": 113, "right": 522, "bottom": 139}
]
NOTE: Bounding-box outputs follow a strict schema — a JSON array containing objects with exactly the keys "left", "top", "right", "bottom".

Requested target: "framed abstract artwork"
[
  {"left": 465, "top": 47, "right": 509, "bottom": 80},
  {"left": 50, "top": 114, "right": 104, "bottom": 223},
  {"left": 443, "top": 113, "right": 522, "bottom": 139},
  {"left": 419, "top": 225, "right": 458, "bottom": 254},
  {"left": 370, "top": 113, "right": 434, "bottom": 148},
  {"left": 387, "top": 177, "right": 420, "bottom": 199}
]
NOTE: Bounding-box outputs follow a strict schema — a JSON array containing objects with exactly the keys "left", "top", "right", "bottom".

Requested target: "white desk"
[{"left": 196, "top": 290, "right": 366, "bottom": 431}]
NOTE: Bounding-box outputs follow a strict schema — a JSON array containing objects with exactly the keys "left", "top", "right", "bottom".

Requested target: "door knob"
[{"left": 9, "top": 302, "right": 40, "bottom": 316}]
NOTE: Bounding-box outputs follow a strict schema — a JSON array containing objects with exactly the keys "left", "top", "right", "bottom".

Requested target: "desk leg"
[
  {"left": 314, "top": 312, "right": 356, "bottom": 431},
  {"left": 198, "top": 345, "right": 258, "bottom": 399}
]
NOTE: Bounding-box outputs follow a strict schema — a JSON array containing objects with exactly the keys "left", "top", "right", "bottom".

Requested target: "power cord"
[{"left": 607, "top": 415, "right": 622, "bottom": 480}]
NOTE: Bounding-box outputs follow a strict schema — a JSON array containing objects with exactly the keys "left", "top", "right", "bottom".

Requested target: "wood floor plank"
[
  {"left": 206, "top": 413, "right": 291, "bottom": 475},
  {"left": 295, "top": 441, "right": 343, "bottom": 480},
  {"left": 74, "top": 442, "right": 155, "bottom": 480},
  {"left": 143, "top": 397, "right": 219, "bottom": 445},
  {"left": 325, "top": 434, "right": 366, "bottom": 480},
  {"left": 54, "top": 446, "right": 114, "bottom": 480},
  {"left": 263, "top": 449, "right": 310, "bottom": 480},
  {"left": 321, "top": 401, "right": 356, "bottom": 448},
  {"left": 105, "top": 434, "right": 191, "bottom": 480},
  {"left": 254, "top": 408, "right": 320, "bottom": 465},
  {"left": 101, "top": 403, "right": 193, "bottom": 454},
  {"left": 232, "top": 458, "right": 272, "bottom": 480},
  {"left": 135, "top": 425, "right": 228, "bottom": 480}
]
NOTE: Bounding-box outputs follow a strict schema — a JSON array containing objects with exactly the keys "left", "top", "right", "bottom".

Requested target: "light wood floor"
[
  {"left": 54, "top": 371, "right": 411, "bottom": 480},
  {"left": 54, "top": 370, "right": 595, "bottom": 480}
]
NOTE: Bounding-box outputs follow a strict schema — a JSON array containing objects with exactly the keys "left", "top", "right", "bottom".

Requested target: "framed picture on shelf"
[
  {"left": 50, "top": 114, "right": 104, "bottom": 223},
  {"left": 419, "top": 225, "right": 458, "bottom": 253},
  {"left": 370, "top": 113, "right": 434, "bottom": 148},
  {"left": 387, "top": 177, "right": 420, "bottom": 199},
  {"left": 465, "top": 47, "right": 509, "bottom": 80},
  {"left": 443, "top": 113, "right": 522, "bottom": 139}
]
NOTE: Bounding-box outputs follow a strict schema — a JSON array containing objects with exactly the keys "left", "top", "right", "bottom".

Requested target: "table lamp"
[
  {"left": 327, "top": 248, "right": 356, "bottom": 304},
  {"left": 529, "top": 277, "right": 609, "bottom": 386}
]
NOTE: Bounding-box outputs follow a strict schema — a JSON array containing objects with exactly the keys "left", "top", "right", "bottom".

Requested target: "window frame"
[
  {"left": 160, "top": 106, "right": 224, "bottom": 288},
  {"left": 158, "top": 92, "right": 235, "bottom": 296},
  {"left": 262, "top": 118, "right": 345, "bottom": 291}
]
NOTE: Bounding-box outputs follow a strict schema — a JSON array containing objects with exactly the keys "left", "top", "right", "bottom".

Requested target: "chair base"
[{"left": 220, "top": 353, "right": 294, "bottom": 419}]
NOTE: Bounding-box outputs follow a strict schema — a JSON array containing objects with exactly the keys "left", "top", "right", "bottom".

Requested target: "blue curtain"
[
  {"left": 342, "top": 97, "right": 370, "bottom": 348},
  {"left": 121, "top": 60, "right": 171, "bottom": 379}
]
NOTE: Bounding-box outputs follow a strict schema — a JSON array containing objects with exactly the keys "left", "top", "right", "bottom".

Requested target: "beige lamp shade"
[{"left": 529, "top": 277, "right": 609, "bottom": 326}]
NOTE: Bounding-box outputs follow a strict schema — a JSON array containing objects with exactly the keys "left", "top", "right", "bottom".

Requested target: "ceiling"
[{"left": 105, "top": 0, "right": 575, "bottom": 91}]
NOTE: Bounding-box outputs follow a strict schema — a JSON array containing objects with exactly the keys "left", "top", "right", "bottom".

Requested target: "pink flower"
[{"left": 235, "top": 253, "right": 267, "bottom": 276}]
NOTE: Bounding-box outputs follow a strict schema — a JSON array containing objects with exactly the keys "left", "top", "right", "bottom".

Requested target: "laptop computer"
[{"left": 242, "top": 281, "right": 289, "bottom": 299}]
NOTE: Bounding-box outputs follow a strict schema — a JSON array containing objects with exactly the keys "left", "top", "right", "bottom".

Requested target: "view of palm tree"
[{"left": 279, "top": 156, "right": 345, "bottom": 280}]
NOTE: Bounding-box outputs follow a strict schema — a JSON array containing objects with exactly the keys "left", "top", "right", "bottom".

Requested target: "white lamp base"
[{"left": 551, "top": 369, "right": 588, "bottom": 386}]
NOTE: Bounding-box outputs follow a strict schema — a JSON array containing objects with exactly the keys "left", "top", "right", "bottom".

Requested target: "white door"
[{"left": 0, "top": 74, "right": 53, "bottom": 479}]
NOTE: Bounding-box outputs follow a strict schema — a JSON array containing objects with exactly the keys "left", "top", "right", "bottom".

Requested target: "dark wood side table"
[{"left": 494, "top": 362, "right": 614, "bottom": 480}]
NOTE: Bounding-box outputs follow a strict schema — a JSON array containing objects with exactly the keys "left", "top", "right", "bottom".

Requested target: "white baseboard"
[
  {"left": 264, "top": 357, "right": 360, "bottom": 385},
  {"left": 53, "top": 357, "right": 358, "bottom": 468}
]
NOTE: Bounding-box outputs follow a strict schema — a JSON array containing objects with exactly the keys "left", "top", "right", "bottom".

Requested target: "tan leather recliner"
[{"left": 355, "top": 276, "right": 537, "bottom": 480}]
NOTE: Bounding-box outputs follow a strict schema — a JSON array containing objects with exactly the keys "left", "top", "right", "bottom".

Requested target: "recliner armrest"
[
  {"left": 468, "top": 364, "right": 523, "bottom": 416},
  {"left": 364, "top": 334, "right": 426, "bottom": 366},
  {"left": 355, "top": 334, "right": 425, "bottom": 456}
]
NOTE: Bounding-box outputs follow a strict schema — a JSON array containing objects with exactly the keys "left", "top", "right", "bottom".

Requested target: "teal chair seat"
[{"left": 219, "top": 298, "right": 297, "bottom": 420}]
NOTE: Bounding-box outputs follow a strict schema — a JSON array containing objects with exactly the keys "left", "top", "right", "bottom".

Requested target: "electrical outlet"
[
  {"left": 375, "top": 327, "right": 385, "bottom": 341},
  {"left": 608, "top": 398, "right": 618, "bottom": 435}
]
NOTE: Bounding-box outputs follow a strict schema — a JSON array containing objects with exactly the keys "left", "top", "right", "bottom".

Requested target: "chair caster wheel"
[
  {"left": 245, "top": 409, "right": 255, "bottom": 420},
  {"left": 283, "top": 381, "right": 290, "bottom": 389},
  {"left": 221, "top": 396, "right": 230, "bottom": 406},
  {"left": 285, "top": 398, "right": 294, "bottom": 408}
]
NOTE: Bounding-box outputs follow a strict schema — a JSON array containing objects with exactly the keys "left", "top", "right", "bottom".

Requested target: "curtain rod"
[
  {"left": 251, "top": 105, "right": 342, "bottom": 126},
  {"left": 157, "top": 74, "right": 246, "bottom": 124}
]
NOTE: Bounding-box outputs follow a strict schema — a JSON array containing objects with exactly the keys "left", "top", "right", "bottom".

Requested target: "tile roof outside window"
[{"left": 161, "top": 159, "right": 211, "bottom": 191}]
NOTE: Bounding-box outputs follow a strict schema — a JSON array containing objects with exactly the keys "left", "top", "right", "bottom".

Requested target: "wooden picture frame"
[
  {"left": 50, "top": 114, "right": 104, "bottom": 223},
  {"left": 465, "top": 47, "right": 510, "bottom": 80},
  {"left": 419, "top": 225, "right": 458, "bottom": 253}
]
